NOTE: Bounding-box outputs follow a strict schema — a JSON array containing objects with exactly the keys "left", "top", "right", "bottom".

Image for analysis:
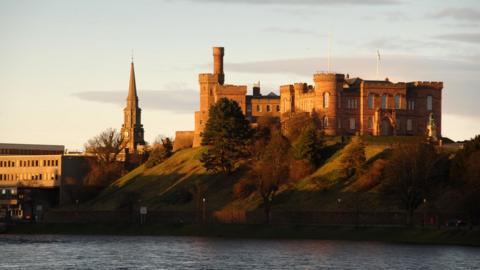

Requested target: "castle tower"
[
  {"left": 121, "top": 60, "right": 145, "bottom": 152},
  {"left": 314, "top": 73, "right": 344, "bottom": 135},
  {"left": 213, "top": 47, "right": 225, "bottom": 85}
]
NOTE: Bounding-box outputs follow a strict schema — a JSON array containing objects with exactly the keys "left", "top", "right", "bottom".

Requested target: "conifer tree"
[
  {"left": 200, "top": 98, "right": 253, "bottom": 174},
  {"left": 340, "top": 135, "right": 366, "bottom": 178},
  {"left": 293, "top": 123, "right": 325, "bottom": 167}
]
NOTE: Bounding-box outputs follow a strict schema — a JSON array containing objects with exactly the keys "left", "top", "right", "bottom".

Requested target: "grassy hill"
[{"left": 85, "top": 138, "right": 396, "bottom": 213}]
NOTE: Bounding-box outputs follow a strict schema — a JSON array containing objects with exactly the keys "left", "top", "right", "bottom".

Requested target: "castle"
[{"left": 175, "top": 47, "right": 443, "bottom": 147}]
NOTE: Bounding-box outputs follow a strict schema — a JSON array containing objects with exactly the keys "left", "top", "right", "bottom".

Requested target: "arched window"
[
  {"left": 427, "top": 95, "right": 432, "bottom": 111},
  {"left": 394, "top": 95, "right": 401, "bottom": 109},
  {"left": 276, "top": 105, "right": 280, "bottom": 112},
  {"left": 368, "top": 93, "right": 374, "bottom": 109},
  {"left": 323, "top": 116, "right": 328, "bottom": 128},
  {"left": 381, "top": 94, "right": 388, "bottom": 109},
  {"left": 323, "top": 92, "right": 330, "bottom": 108},
  {"left": 266, "top": 105, "right": 271, "bottom": 112}
]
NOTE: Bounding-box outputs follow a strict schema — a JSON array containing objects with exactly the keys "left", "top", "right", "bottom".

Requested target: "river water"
[{"left": 0, "top": 235, "right": 479, "bottom": 269}]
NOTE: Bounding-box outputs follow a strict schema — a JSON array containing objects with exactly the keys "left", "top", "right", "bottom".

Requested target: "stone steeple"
[{"left": 121, "top": 60, "right": 145, "bottom": 152}]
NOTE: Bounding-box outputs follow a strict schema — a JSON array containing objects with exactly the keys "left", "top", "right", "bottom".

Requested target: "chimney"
[
  {"left": 253, "top": 81, "right": 261, "bottom": 96},
  {"left": 213, "top": 47, "right": 224, "bottom": 85}
]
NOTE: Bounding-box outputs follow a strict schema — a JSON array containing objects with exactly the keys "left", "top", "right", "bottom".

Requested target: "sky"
[{"left": 0, "top": 0, "right": 479, "bottom": 150}]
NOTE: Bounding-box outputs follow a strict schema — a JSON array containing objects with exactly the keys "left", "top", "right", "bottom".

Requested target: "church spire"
[
  {"left": 127, "top": 61, "right": 138, "bottom": 101},
  {"left": 121, "top": 58, "right": 145, "bottom": 153}
]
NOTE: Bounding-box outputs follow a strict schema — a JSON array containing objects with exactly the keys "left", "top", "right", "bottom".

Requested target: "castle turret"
[
  {"left": 213, "top": 47, "right": 224, "bottom": 85},
  {"left": 314, "top": 73, "right": 344, "bottom": 135}
]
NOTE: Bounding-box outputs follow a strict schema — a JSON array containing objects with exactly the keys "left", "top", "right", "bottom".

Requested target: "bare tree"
[
  {"left": 85, "top": 128, "right": 126, "bottom": 164},
  {"left": 254, "top": 130, "right": 291, "bottom": 224},
  {"left": 84, "top": 128, "right": 126, "bottom": 186},
  {"left": 381, "top": 142, "right": 441, "bottom": 226}
]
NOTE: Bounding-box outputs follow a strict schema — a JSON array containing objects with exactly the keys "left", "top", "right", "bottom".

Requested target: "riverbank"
[{"left": 6, "top": 223, "right": 480, "bottom": 247}]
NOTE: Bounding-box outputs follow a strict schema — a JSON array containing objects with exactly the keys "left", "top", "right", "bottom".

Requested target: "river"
[{"left": 0, "top": 235, "right": 479, "bottom": 269}]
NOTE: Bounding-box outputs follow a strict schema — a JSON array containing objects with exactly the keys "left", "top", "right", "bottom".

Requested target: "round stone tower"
[
  {"left": 213, "top": 47, "right": 224, "bottom": 85},
  {"left": 314, "top": 73, "right": 345, "bottom": 135}
]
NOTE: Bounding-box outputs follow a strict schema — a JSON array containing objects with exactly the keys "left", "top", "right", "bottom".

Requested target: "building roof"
[
  {"left": 0, "top": 143, "right": 64, "bottom": 151},
  {"left": 247, "top": 92, "right": 280, "bottom": 99}
]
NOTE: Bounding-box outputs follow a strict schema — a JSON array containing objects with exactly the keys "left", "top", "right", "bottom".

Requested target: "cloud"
[
  {"left": 262, "top": 27, "right": 325, "bottom": 38},
  {"left": 226, "top": 55, "right": 479, "bottom": 77},
  {"left": 183, "top": 0, "right": 402, "bottom": 5},
  {"left": 73, "top": 90, "right": 198, "bottom": 113},
  {"left": 431, "top": 8, "right": 480, "bottom": 22},
  {"left": 362, "top": 37, "right": 447, "bottom": 52},
  {"left": 433, "top": 33, "right": 480, "bottom": 44}
]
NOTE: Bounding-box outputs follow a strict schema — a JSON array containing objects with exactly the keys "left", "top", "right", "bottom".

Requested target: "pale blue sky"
[{"left": 1, "top": 0, "right": 479, "bottom": 150}]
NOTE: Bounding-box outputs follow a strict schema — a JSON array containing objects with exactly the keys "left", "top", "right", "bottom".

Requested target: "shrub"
[
  {"left": 233, "top": 178, "right": 257, "bottom": 199},
  {"left": 353, "top": 159, "right": 387, "bottom": 191},
  {"left": 289, "top": 159, "right": 315, "bottom": 181}
]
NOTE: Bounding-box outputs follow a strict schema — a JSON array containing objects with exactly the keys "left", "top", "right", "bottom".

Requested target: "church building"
[{"left": 120, "top": 60, "right": 145, "bottom": 153}]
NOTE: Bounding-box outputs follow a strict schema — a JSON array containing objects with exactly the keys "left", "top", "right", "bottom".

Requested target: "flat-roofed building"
[{"left": 0, "top": 143, "right": 89, "bottom": 221}]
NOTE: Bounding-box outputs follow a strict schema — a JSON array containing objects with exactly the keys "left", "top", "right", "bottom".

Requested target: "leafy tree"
[
  {"left": 145, "top": 137, "right": 173, "bottom": 168},
  {"left": 200, "top": 98, "right": 253, "bottom": 174},
  {"left": 381, "top": 142, "right": 442, "bottom": 226},
  {"left": 293, "top": 123, "right": 325, "bottom": 167},
  {"left": 449, "top": 135, "right": 480, "bottom": 227},
  {"left": 84, "top": 128, "right": 126, "bottom": 186},
  {"left": 340, "top": 136, "right": 366, "bottom": 178},
  {"left": 254, "top": 130, "right": 291, "bottom": 224}
]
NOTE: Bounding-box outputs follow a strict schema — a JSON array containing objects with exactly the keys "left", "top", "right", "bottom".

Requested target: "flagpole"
[
  {"left": 327, "top": 32, "right": 332, "bottom": 73},
  {"left": 376, "top": 49, "right": 380, "bottom": 80}
]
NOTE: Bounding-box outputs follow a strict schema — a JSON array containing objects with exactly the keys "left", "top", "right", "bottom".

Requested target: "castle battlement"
[
  {"left": 314, "top": 72, "right": 345, "bottom": 82},
  {"left": 408, "top": 81, "right": 443, "bottom": 90}
]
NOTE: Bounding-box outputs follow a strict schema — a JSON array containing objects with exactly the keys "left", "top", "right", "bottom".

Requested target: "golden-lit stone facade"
[
  {"left": 192, "top": 47, "right": 280, "bottom": 147},
  {"left": 183, "top": 47, "right": 443, "bottom": 147},
  {"left": 281, "top": 74, "right": 443, "bottom": 137}
]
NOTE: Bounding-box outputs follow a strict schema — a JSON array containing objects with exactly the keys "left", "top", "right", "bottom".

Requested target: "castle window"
[
  {"left": 407, "top": 119, "right": 413, "bottom": 131},
  {"left": 381, "top": 94, "right": 388, "bottom": 109},
  {"left": 323, "top": 116, "right": 328, "bottom": 128},
  {"left": 395, "top": 95, "right": 401, "bottom": 109},
  {"left": 408, "top": 100, "right": 415, "bottom": 110},
  {"left": 349, "top": 118, "right": 356, "bottom": 130},
  {"left": 427, "top": 95, "right": 432, "bottom": 111},
  {"left": 368, "top": 94, "right": 374, "bottom": 109},
  {"left": 338, "top": 93, "right": 342, "bottom": 108},
  {"left": 368, "top": 117, "right": 373, "bottom": 129},
  {"left": 257, "top": 105, "right": 262, "bottom": 112},
  {"left": 266, "top": 105, "right": 271, "bottom": 112},
  {"left": 276, "top": 105, "right": 280, "bottom": 112},
  {"left": 323, "top": 92, "right": 329, "bottom": 108}
]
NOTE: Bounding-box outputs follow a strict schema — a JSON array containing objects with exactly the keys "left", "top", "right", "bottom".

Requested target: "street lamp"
[
  {"left": 423, "top": 198, "right": 427, "bottom": 227},
  {"left": 202, "top": 197, "right": 206, "bottom": 224}
]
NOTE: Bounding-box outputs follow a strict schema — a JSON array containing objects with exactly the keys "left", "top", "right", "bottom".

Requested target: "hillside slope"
[{"left": 86, "top": 142, "right": 391, "bottom": 212}]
